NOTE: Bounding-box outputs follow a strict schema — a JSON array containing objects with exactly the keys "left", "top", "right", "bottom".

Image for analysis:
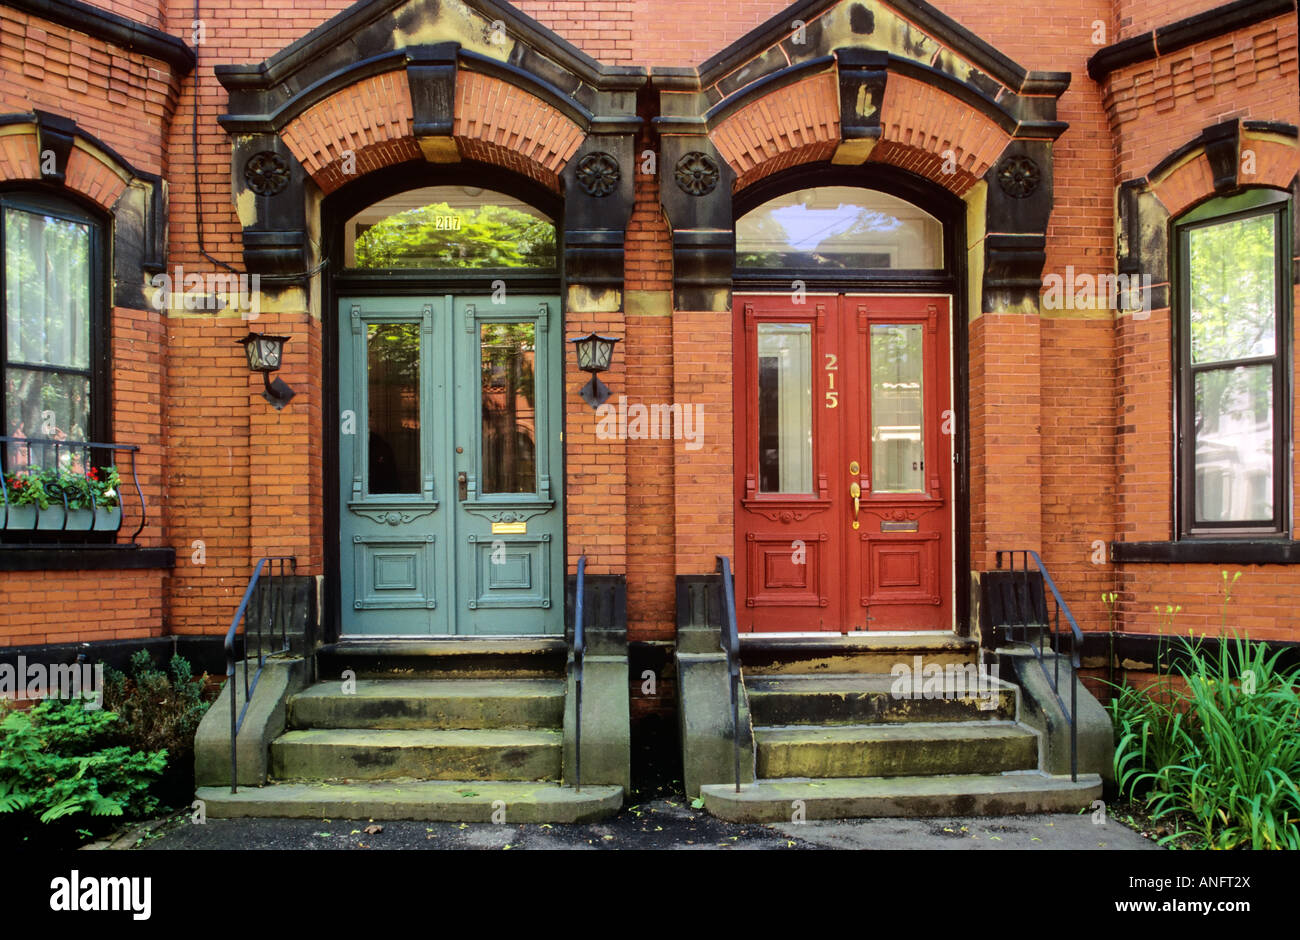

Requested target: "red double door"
[{"left": 733, "top": 293, "right": 954, "bottom": 632}]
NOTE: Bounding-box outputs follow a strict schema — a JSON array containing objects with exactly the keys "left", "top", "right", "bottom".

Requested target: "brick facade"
[{"left": 1, "top": 0, "right": 1297, "bottom": 671}]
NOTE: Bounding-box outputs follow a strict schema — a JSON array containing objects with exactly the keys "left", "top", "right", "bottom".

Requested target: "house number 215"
[{"left": 824, "top": 353, "right": 838, "bottom": 408}]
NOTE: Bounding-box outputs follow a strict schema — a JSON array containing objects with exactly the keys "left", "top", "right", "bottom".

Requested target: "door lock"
[{"left": 457, "top": 471, "right": 468, "bottom": 501}]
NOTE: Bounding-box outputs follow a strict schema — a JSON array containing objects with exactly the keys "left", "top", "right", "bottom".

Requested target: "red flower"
[{"left": 88, "top": 468, "right": 99, "bottom": 481}]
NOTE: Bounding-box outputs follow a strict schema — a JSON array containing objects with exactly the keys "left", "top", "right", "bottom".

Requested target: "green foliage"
[
  {"left": 102, "top": 651, "right": 212, "bottom": 757},
  {"left": 1107, "top": 633, "right": 1300, "bottom": 849},
  {"left": 0, "top": 699, "right": 166, "bottom": 825},
  {"left": 353, "top": 201, "right": 555, "bottom": 269},
  {"left": 3, "top": 465, "right": 121, "bottom": 510}
]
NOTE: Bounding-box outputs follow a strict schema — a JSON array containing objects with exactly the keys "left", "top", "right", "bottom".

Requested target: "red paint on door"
[{"left": 733, "top": 294, "right": 954, "bottom": 632}]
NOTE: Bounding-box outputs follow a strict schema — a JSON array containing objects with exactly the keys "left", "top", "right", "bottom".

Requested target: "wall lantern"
[
  {"left": 568, "top": 332, "right": 621, "bottom": 407},
  {"left": 238, "top": 332, "right": 296, "bottom": 410}
]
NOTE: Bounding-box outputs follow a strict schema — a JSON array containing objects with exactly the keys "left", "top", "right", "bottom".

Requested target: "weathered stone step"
[
  {"left": 272, "top": 728, "right": 562, "bottom": 782},
  {"left": 316, "top": 639, "right": 566, "bottom": 680},
  {"left": 754, "top": 721, "right": 1039, "bottom": 778},
  {"left": 288, "top": 678, "right": 565, "bottom": 730},
  {"left": 740, "top": 634, "right": 979, "bottom": 675},
  {"left": 196, "top": 780, "right": 621, "bottom": 823},
  {"left": 745, "top": 672, "right": 1017, "bottom": 725},
  {"left": 700, "top": 772, "right": 1103, "bottom": 822}
]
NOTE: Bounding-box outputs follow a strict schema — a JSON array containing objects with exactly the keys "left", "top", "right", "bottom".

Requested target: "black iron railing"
[
  {"left": 225, "top": 556, "right": 296, "bottom": 793},
  {"left": 994, "top": 549, "right": 1082, "bottom": 782},
  {"left": 716, "top": 555, "right": 742, "bottom": 792},
  {"left": 0, "top": 435, "right": 146, "bottom": 544},
  {"left": 572, "top": 555, "right": 586, "bottom": 792}
]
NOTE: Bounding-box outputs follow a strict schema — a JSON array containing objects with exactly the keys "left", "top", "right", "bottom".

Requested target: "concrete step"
[
  {"left": 740, "top": 634, "right": 979, "bottom": 675},
  {"left": 288, "top": 678, "right": 565, "bottom": 731},
  {"left": 271, "top": 728, "right": 562, "bottom": 782},
  {"left": 196, "top": 780, "right": 621, "bottom": 823},
  {"left": 316, "top": 639, "right": 567, "bottom": 680},
  {"left": 700, "top": 771, "right": 1103, "bottom": 821},
  {"left": 754, "top": 721, "right": 1039, "bottom": 779},
  {"left": 745, "top": 672, "right": 1016, "bottom": 725}
]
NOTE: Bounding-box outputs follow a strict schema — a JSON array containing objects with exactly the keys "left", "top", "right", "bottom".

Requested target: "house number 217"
[{"left": 824, "top": 353, "right": 838, "bottom": 408}]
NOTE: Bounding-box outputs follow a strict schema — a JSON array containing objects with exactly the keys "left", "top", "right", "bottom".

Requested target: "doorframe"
[
  {"left": 321, "top": 160, "right": 566, "bottom": 644},
  {"left": 730, "top": 163, "right": 972, "bottom": 636}
]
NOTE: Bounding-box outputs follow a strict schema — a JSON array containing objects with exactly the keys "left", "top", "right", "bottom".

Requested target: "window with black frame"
[
  {"left": 1176, "top": 189, "right": 1292, "bottom": 537},
  {"left": 0, "top": 190, "right": 111, "bottom": 541}
]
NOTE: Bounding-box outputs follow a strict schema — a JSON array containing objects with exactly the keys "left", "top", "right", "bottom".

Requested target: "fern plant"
[{"left": 0, "top": 699, "right": 167, "bottom": 827}]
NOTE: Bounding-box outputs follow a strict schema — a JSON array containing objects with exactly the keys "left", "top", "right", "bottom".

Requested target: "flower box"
[{"left": 1, "top": 465, "right": 123, "bottom": 534}]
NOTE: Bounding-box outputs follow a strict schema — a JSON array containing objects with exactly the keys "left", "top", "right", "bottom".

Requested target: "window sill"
[
  {"left": 0, "top": 547, "right": 175, "bottom": 571},
  {"left": 1111, "top": 540, "right": 1300, "bottom": 565}
]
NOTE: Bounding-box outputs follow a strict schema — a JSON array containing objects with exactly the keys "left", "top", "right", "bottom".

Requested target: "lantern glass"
[
  {"left": 240, "top": 333, "right": 289, "bottom": 372},
  {"left": 568, "top": 333, "right": 619, "bottom": 373}
]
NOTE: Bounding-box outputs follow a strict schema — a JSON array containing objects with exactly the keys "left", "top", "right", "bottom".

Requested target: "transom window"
[
  {"left": 736, "top": 186, "right": 943, "bottom": 271},
  {"left": 1176, "top": 189, "right": 1291, "bottom": 537},
  {"left": 343, "top": 186, "right": 556, "bottom": 270}
]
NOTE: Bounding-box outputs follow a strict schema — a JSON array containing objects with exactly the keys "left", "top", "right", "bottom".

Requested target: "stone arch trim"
[
  {"left": 214, "top": 0, "right": 646, "bottom": 301},
  {"left": 280, "top": 68, "right": 586, "bottom": 196},
  {"left": 652, "top": 0, "right": 1069, "bottom": 312},
  {"left": 0, "top": 111, "right": 166, "bottom": 309}
]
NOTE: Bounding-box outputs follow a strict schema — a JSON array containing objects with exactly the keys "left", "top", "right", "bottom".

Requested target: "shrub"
[
  {"left": 1108, "top": 633, "right": 1300, "bottom": 849},
  {"left": 102, "top": 650, "right": 212, "bottom": 757},
  {"left": 0, "top": 699, "right": 167, "bottom": 827}
]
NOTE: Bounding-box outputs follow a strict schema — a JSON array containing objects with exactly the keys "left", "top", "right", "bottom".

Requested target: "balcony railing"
[{"left": 0, "top": 435, "right": 146, "bottom": 547}]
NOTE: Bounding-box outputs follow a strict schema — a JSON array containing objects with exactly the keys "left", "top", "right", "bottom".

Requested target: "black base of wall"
[
  {"left": 0, "top": 635, "right": 235, "bottom": 677},
  {"left": 1079, "top": 631, "right": 1300, "bottom": 676}
]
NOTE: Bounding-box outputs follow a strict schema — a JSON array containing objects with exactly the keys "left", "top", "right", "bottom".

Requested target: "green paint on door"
[{"left": 339, "top": 295, "right": 563, "bottom": 635}]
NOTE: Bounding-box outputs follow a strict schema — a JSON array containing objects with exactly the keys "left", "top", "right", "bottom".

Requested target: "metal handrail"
[
  {"left": 996, "top": 549, "right": 1082, "bottom": 781},
  {"left": 0, "top": 435, "right": 146, "bottom": 543},
  {"left": 716, "top": 556, "right": 742, "bottom": 793},
  {"left": 572, "top": 556, "right": 586, "bottom": 792},
  {"left": 225, "top": 556, "right": 296, "bottom": 793}
]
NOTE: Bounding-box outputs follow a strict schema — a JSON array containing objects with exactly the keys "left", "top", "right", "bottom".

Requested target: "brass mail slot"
[
  {"left": 880, "top": 520, "right": 919, "bottom": 533},
  {"left": 491, "top": 522, "right": 527, "bottom": 534}
]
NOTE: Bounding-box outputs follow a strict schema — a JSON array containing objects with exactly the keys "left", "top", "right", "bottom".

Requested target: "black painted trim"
[
  {"left": 1151, "top": 120, "right": 1299, "bottom": 182},
  {"left": 1087, "top": 0, "right": 1297, "bottom": 81},
  {"left": 1111, "top": 540, "right": 1300, "bottom": 564},
  {"left": 5, "top": 0, "right": 195, "bottom": 73},
  {"left": 0, "top": 634, "right": 231, "bottom": 675},
  {"left": 1078, "top": 631, "right": 1300, "bottom": 675},
  {"left": 0, "top": 547, "right": 175, "bottom": 571}
]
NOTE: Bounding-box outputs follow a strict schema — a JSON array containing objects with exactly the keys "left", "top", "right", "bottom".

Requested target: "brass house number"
[{"left": 824, "top": 352, "right": 838, "bottom": 408}]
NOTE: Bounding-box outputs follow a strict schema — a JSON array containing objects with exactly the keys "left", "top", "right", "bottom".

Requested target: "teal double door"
[{"left": 338, "top": 295, "right": 563, "bottom": 635}]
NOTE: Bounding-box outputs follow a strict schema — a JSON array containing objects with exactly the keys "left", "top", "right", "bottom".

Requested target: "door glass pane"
[
  {"left": 737, "top": 187, "right": 943, "bottom": 270},
  {"left": 481, "top": 322, "right": 537, "bottom": 495},
  {"left": 367, "top": 323, "right": 420, "bottom": 495},
  {"left": 871, "top": 324, "right": 925, "bottom": 493},
  {"left": 344, "top": 187, "right": 556, "bottom": 269},
  {"left": 757, "top": 323, "right": 813, "bottom": 494},
  {"left": 1188, "top": 213, "right": 1275, "bottom": 364},
  {"left": 1194, "top": 364, "right": 1272, "bottom": 522}
]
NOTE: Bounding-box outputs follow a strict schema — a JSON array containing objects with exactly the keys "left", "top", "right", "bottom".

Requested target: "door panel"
[
  {"left": 734, "top": 294, "right": 954, "bottom": 632},
  {"left": 338, "top": 295, "right": 562, "bottom": 636}
]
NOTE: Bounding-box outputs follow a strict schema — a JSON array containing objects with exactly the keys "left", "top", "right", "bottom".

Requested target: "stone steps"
[
  {"left": 700, "top": 772, "right": 1104, "bottom": 822},
  {"left": 272, "top": 727, "right": 562, "bottom": 782},
  {"left": 753, "top": 721, "right": 1040, "bottom": 778},
  {"left": 288, "top": 678, "right": 566, "bottom": 730},
  {"left": 745, "top": 672, "right": 1017, "bottom": 725},
  {"left": 196, "top": 780, "right": 621, "bottom": 823}
]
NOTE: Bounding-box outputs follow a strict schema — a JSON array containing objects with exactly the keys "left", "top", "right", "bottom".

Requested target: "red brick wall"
[{"left": 3, "top": 0, "right": 1297, "bottom": 651}]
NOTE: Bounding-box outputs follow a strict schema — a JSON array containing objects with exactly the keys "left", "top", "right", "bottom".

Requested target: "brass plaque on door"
[
  {"left": 880, "top": 520, "right": 919, "bottom": 533},
  {"left": 491, "top": 522, "right": 527, "bottom": 534}
]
